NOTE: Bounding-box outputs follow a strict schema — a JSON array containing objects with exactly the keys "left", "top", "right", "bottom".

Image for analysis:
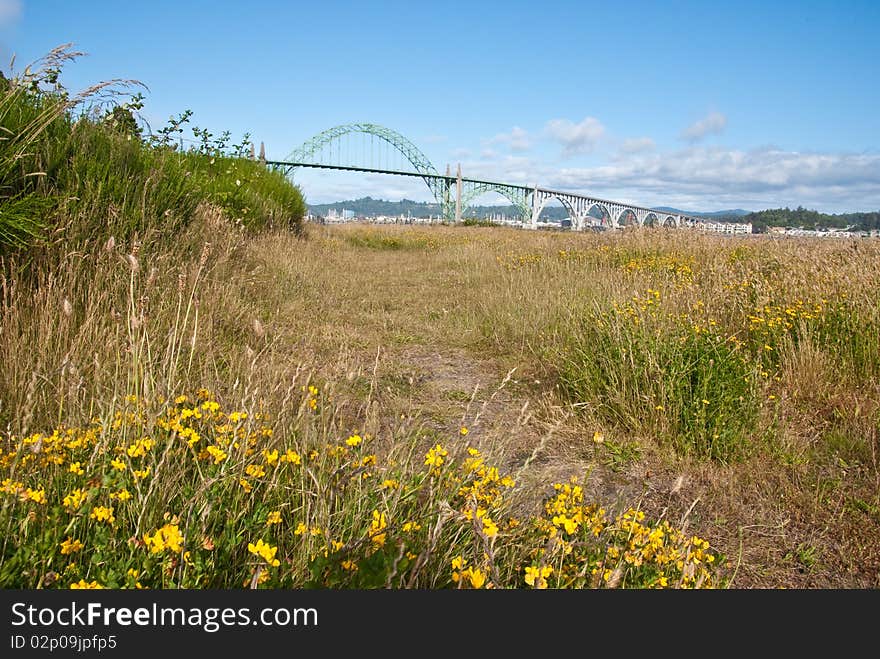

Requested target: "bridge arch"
[
  {"left": 532, "top": 193, "right": 581, "bottom": 228},
  {"left": 586, "top": 203, "right": 613, "bottom": 228},
  {"left": 663, "top": 215, "right": 677, "bottom": 228},
  {"left": 617, "top": 208, "right": 639, "bottom": 227},
  {"left": 284, "top": 123, "right": 439, "bottom": 177},
  {"left": 461, "top": 183, "right": 531, "bottom": 221},
  {"left": 283, "top": 123, "right": 458, "bottom": 218}
]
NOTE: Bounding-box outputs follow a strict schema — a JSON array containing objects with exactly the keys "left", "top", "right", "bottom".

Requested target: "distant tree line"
[{"left": 745, "top": 207, "right": 880, "bottom": 233}]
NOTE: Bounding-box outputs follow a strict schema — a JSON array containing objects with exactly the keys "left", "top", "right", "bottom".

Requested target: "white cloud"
[
  {"left": 680, "top": 111, "right": 727, "bottom": 142},
  {"left": 541, "top": 147, "right": 880, "bottom": 213},
  {"left": 0, "top": 0, "right": 21, "bottom": 28},
  {"left": 485, "top": 126, "right": 531, "bottom": 152},
  {"left": 620, "top": 137, "right": 655, "bottom": 154},
  {"left": 545, "top": 117, "right": 605, "bottom": 156}
]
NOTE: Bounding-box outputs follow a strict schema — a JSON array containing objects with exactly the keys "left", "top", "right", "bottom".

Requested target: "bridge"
[{"left": 265, "top": 123, "right": 706, "bottom": 230}]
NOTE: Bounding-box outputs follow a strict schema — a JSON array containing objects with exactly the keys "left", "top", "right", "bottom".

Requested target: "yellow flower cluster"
[
  {"left": 143, "top": 523, "right": 185, "bottom": 554},
  {"left": 524, "top": 565, "right": 554, "bottom": 589},
  {"left": 89, "top": 506, "right": 115, "bottom": 524},
  {"left": 530, "top": 478, "right": 718, "bottom": 588},
  {"left": 451, "top": 556, "right": 488, "bottom": 589},
  {"left": 248, "top": 539, "right": 281, "bottom": 567},
  {"left": 69, "top": 579, "right": 104, "bottom": 589},
  {"left": 0, "top": 387, "right": 723, "bottom": 590},
  {"left": 458, "top": 447, "right": 516, "bottom": 509},
  {"left": 369, "top": 510, "right": 387, "bottom": 547},
  {"left": 621, "top": 254, "right": 694, "bottom": 281},
  {"left": 424, "top": 444, "right": 448, "bottom": 474}
]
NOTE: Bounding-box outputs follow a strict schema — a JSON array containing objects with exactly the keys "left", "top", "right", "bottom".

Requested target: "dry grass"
[
  {"left": 2, "top": 220, "right": 878, "bottom": 588},
  {"left": 248, "top": 223, "right": 880, "bottom": 587}
]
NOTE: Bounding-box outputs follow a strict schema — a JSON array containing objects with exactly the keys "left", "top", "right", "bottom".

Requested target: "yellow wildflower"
[
  {"left": 63, "top": 488, "right": 86, "bottom": 510},
  {"left": 247, "top": 539, "right": 281, "bottom": 567},
  {"left": 481, "top": 515, "right": 499, "bottom": 538},
  {"left": 143, "top": 523, "right": 185, "bottom": 554},
  {"left": 90, "top": 506, "right": 115, "bottom": 524},
  {"left": 206, "top": 445, "right": 227, "bottom": 464},
  {"left": 524, "top": 565, "right": 553, "bottom": 589},
  {"left": 109, "top": 488, "right": 131, "bottom": 502},
  {"left": 24, "top": 487, "right": 47, "bottom": 505},
  {"left": 70, "top": 579, "right": 104, "bottom": 589},
  {"left": 245, "top": 464, "right": 265, "bottom": 478},
  {"left": 369, "top": 510, "right": 387, "bottom": 547},
  {"left": 466, "top": 568, "right": 486, "bottom": 589},
  {"left": 60, "top": 538, "right": 84, "bottom": 555},
  {"left": 424, "top": 444, "right": 448, "bottom": 469}
]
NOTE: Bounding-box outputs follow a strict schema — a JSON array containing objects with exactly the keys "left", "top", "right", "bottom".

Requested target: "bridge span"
[{"left": 266, "top": 123, "right": 716, "bottom": 230}]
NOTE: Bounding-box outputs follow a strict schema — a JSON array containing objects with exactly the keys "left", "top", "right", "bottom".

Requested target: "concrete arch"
[
  {"left": 644, "top": 212, "right": 661, "bottom": 227},
  {"left": 532, "top": 194, "right": 580, "bottom": 227},
  {"left": 663, "top": 215, "right": 677, "bottom": 228},
  {"left": 617, "top": 208, "right": 639, "bottom": 227},
  {"left": 587, "top": 203, "right": 613, "bottom": 228}
]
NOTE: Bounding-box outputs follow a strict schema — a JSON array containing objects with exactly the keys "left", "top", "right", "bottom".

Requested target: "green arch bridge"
[{"left": 265, "top": 122, "right": 706, "bottom": 230}]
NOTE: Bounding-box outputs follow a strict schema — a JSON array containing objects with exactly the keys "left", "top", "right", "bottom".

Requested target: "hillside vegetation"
[{"left": 0, "top": 45, "right": 305, "bottom": 259}]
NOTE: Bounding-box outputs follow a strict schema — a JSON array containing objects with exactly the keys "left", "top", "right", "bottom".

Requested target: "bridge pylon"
[{"left": 454, "top": 164, "right": 462, "bottom": 223}]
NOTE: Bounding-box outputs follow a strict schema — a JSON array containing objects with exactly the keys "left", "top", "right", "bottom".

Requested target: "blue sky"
[{"left": 3, "top": 0, "right": 879, "bottom": 212}]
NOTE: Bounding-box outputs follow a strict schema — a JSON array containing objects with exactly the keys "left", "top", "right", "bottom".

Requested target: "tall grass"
[
  {"left": 0, "top": 53, "right": 69, "bottom": 248},
  {"left": 558, "top": 305, "right": 761, "bottom": 462}
]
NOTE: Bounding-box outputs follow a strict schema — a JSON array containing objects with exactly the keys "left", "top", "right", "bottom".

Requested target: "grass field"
[
  {"left": 3, "top": 217, "right": 878, "bottom": 588},
  {"left": 2, "top": 47, "right": 877, "bottom": 590}
]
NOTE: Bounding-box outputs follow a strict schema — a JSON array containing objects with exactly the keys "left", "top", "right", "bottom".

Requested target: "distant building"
[{"left": 691, "top": 220, "right": 752, "bottom": 234}]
